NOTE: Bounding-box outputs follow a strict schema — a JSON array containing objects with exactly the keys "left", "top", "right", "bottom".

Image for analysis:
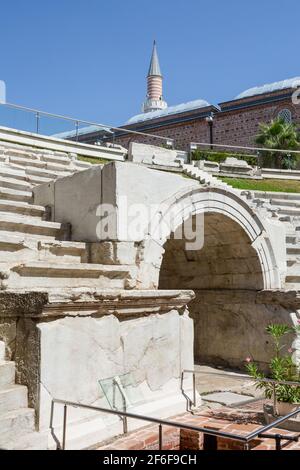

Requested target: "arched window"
[{"left": 277, "top": 108, "right": 292, "bottom": 123}]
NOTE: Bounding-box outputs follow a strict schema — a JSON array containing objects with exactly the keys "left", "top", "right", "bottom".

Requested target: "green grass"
[
  {"left": 78, "top": 155, "right": 112, "bottom": 165},
  {"left": 219, "top": 177, "right": 300, "bottom": 193}
]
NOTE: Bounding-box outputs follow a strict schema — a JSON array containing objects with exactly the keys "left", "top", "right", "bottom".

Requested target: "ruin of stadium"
[{"left": 0, "top": 120, "right": 299, "bottom": 450}]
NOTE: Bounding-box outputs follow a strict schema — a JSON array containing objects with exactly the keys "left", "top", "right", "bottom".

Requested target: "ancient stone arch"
[
  {"left": 138, "top": 186, "right": 284, "bottom": 291},
  {"left": 137, "top": 186, "right": 289, "bottom": 370}
]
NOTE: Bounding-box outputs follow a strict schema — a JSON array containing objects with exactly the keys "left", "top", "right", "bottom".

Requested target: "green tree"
[{"left": 255, "top": 118, "right": 300, "bottom": 169}]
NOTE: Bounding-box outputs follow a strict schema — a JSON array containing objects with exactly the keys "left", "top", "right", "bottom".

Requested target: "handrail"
[
  {"left": 191, "top": 141, "right": 300, "bottom": 155},
  {"left": 182, "top": 368, "right": 300, "bottom": 424},
  {"left": 50, "top": 396, "right": 300, "bottom": 450},
  {"left": 2, "top": 101, "right": 298, "bottom": 155},
  {"left": 112, "top": 378, "right": 128, "bottom": 434},
  {"left": 182, "top": 368, "right": 300, "bottom": 386},
  {"left": 180, "top": 370, "right": 196, "bottom": 413},
  {"left": 0, "top": 101, "right": 174, "bottom": 144}
]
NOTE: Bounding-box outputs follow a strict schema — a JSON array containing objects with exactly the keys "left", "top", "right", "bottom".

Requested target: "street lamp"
[{"left": 205, "top": 112, "right": 214, "bottom": 150}]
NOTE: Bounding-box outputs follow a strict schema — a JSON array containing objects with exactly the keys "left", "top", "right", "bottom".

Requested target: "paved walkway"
[{"left": 194, "top": 365, "right": 261, "bottom": 405}]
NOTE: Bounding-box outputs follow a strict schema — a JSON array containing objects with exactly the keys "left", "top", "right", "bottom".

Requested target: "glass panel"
[{"left": 99, "top": 373, "right": 145, "bottom": 412}]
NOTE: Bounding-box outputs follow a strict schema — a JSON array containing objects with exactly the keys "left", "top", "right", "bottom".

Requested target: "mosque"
[{"left": 74, "top": 41, "right": 300, "bottom": 151}]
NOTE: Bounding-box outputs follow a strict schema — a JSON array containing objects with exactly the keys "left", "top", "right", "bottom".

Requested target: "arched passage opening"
[
  {"left": 158, "top": 211, "right": 270, "bottom": 370},
  {"left": 139, "top": 187, "right": 285, "bottom": 370}
]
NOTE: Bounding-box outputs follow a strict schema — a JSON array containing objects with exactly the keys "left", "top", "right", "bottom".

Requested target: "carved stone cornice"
[{"left": 0, "top": 289, "right": 195, "bottom": 319}]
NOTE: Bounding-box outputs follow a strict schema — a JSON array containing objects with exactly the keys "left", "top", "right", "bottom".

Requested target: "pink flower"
[
  {"left": 245, "top": 357, "right": 252, "bottom": 363},
  {"left": 288, "top": 348, "right": 293, "bottom": 354},
  {"left": 297, "top": 319, "right": 300, "bottom": 325}
]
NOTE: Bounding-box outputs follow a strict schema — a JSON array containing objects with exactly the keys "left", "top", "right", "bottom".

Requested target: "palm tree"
[{"left": 255, "top": 118, "right": 300, "bottom": 169}]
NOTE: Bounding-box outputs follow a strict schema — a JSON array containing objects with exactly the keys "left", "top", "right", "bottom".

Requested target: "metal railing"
[
  {"left": 190, "top": 141, "right": 300, "bottom": 156},
  {"left": 0, "top": 101, "right": 299, "bottom": 162},
  {"left": 50, "top": 394, "right": 300, "bottom": 451},
  {"left": 182, "top": 368, "right": 300, "bottom": 412},
  {"left": 0, "top": 101, "right": 174, "bottom": 147},
  {"left": 180, "top": 370, "right": 196, "bottom": 413}
]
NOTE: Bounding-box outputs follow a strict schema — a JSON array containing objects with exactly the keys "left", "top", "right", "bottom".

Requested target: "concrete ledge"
[
  {"left": 261, "top": 168, "right": 300, "bottom": 180},
  {"left": 0, "top": 126, "right": 126, "bottom": 161}
]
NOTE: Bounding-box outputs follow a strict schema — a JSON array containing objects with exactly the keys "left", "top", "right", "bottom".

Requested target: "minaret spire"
[{"left": 142, "top": 41, "right": 167, "bottom": 113}]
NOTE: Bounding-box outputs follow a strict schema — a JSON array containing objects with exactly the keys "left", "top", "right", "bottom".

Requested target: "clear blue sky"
[{"left": 1, "top": 0, "right": 300, "bottom": 127}]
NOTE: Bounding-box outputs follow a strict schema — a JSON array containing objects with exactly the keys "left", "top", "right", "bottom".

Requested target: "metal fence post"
[
  {"left": 158, "top": 424, "right": 163, "bottom": 450},
  {"left": 62, "top": 405, "right": 67, "bottom": 450},
  {"left": 275, "top": 434, "right": 282, "bottom": 451},
  {"left": 36, "top": 112, "right": 40, "bottom": 134}
]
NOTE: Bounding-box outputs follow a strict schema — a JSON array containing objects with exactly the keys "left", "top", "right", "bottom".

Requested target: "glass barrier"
[{"left": 99, "top": 373, "right": 145, "bottom": 412}]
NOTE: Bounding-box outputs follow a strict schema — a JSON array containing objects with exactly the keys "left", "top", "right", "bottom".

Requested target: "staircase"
[
  {"left": 0, "top": 341, "right": 48, "bottom": 450},
  {"left": 0, "top": 140, "right": 138, "bottom": 449},
  {"left": 181, "top": 163, "right": 230, "bottom": 190},
  {"left": 0, "top": 141, "right": 136, "bottom": 291},
  {"left": 247, "top": 191, "right": 300, "bottom": 290}
]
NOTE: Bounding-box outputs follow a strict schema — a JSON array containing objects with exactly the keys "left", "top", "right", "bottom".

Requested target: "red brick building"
[{"left": 71, "top": 43, "right": 300, "bottom": 152}]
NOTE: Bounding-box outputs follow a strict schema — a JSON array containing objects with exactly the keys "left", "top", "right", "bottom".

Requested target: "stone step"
[
  {"left": 37, "top": 240, "right": 86, "bottom": 263},
  {"left": 286, "top": 233, "right": 298, "bottom": 244},
  {"left": 270, "top": 198, "right": 300, "bottom": 208},
  {"left": 0, "top": 384, "right": 28, "bottom": 414},
  {"left": 40, "top": 153, "right": 72, "bottom": 165},
  {"left": 285, "top": 268, "right": 300, "bottom": 283},
  {"left": 278, "top": 215, "right": 292, "bottom": 223},
  {"left": 253, "top": 191, "right": 300, "bottom": 202},
  {"left": 277, "top": 207, "right": 300, "bottom": 217},
  {"left": 10, "top": 262, "right": 135, "bottom": 289},
  {"left": 0, "top": 199, "right": 45, "bottom": 217},
  {"left": 8, "top": 155, "right": 47, "bottom": 168},
  {"left": 0, "top": 407, "right": 35, "bottom": 439},
  {"left": 287, "top": 244, "right": 300, "bottom": 255},
  {"left": 46, "top": 160, "right": 80, "bottom": 173},
  {"left": 0, "top": 361, "right": 15, "bottom": 387},
  {"left": 287, "top": 258, "right": 298, "bottom": 267},
  {"left": 0, "top": 429, "right": 48, "bottom": 450},
  {"left": 27, "top": 174, "right": 53, "bottom": 186},
  {"left": 19, "top": 164, "right": 72, "bottom": 180},
  {"left": 3, "top": 148, "right": 40, "bottom": 160},
  {"left": 0, "top": 164, "right": 27, "bottom": 182},
  {"left": 0, "top": 234, "right": 84, "bottom": 253},
  {"left": 0, "top": 176, "right": 32, "bottom": 192},
  {"left": 74, "top": 160, "right": 92, "bottom": 169},
  {"left": 9, "top": 155, "right": 76, "bottom": 174},
  {"left": 0, "top": 212, "right": 62, "bottom": 237},
  {"left": 285, "top": 281, "right": 300, "bottom": 289},
  {"left": 0, "top": 186, "right": 33, "bottom": 202},
  {"left": 0, "top": 234, "right": 85, "bottom": 264}
]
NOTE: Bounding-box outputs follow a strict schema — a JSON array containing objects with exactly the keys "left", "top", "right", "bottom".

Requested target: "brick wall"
[
  {"left": 96, "top": 408, "right": 300, "bottom": 451},
  {"left": 109, "top": 90, "right": 300, "bottom": 152}
]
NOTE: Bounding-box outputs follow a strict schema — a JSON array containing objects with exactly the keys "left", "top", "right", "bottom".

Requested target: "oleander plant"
[{"left": 245, "top": 322, "right": 300, "bottom": 405}]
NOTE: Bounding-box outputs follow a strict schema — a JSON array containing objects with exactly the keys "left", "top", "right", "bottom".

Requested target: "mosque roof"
[
  {"left": 53, "top": 125, "right": 112, "bottom": 139},
  {"left": 126, "top": 98, "right": 211, "bottom": 125},
  {"left": 235, "top": 77, "right": 300, "bottom": 99}
]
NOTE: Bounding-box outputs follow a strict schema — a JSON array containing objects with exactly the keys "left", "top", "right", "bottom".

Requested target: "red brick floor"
[{"left": 96, "top": 407, "right": 300, "bottom": 451}]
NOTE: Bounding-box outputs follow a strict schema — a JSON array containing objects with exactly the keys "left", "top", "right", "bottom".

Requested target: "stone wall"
[
  {"left": 0, "top": 289, "right": 195, "bottom": 449},
  {"left": 190, "top": 290, "right": 295, "bottom": 371}
]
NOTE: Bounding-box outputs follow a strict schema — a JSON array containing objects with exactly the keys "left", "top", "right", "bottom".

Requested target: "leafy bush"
[{"left": 245, "top": 323, "right": 300, "bottom": 404}]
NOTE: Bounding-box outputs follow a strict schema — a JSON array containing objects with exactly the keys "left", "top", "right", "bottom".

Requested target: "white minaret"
[{"left": 142, "top": 41, "right": 167, "bottom": 113}]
